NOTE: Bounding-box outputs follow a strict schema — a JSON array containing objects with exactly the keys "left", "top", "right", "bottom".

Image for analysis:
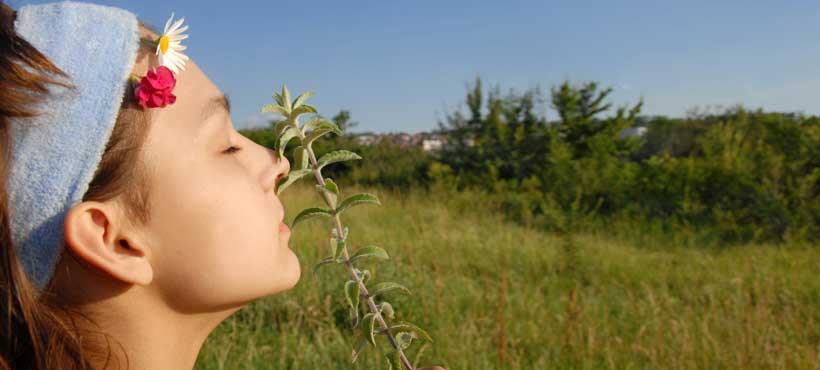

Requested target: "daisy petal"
[
  {"left": 165, "top": 54, "right": 178, "bottom": 65},
  {"left": 169, "top": 17, "right": 185, "bottom": 33},
  {"left": 170, "top": 25, "right": 189, "bottom": 35},
  {"left": 163, "top": 12, "right": 175, "bottom": 33}
]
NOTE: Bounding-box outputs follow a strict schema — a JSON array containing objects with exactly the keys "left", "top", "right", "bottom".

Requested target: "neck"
[{"left": 70, "top": 289, "right": 239, "bottom": 370}]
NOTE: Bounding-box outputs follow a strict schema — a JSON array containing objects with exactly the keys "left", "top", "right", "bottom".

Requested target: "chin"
[
  {"left": 265, "top": 249, "right": 301, "bottom": 295},
  {"left": 281, "top": 249, "right": 301, "bottom": 290}
]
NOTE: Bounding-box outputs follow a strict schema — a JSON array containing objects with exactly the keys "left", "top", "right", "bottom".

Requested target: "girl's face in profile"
[{"left": 135, "top": 56, "right": 299, "bottom": 311}]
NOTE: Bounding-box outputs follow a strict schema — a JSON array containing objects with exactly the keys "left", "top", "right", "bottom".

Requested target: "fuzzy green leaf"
[
  {"left": 386, "top": 351, "right": 401, "bottom": 370},
  {"left": 291, "top": 207, "right": 333, "bottom": 228},
  {"left": 292, "top": 91, "right": 315, "bottom": 109},
  {"left": 300, "top": 117, "right": 325, "bottom": 135},
  {"left": 359, "top": 269, "right": 371, "bottom": 284},
  {"left": 272, "top": 92, "right": 287, "bottom": 112},
  {"left": 291, "top": 104, "right": 318, "bottom": 119},
  {"left": 276, "top": 126, "right": 298, "bottom": 158},
  {"left": 294, "top": 146, "right": 309, "bottom": 170},
  {"left": 388, "top": 322, "right": 433, "bottom": 342},
  {"left": 282, "top": 85, "right": 292, "bottom": 112},
  {"left": 349, "top": 245, "right": 389, "bottom": 264},
  {"left": 336, "top": 193, "right": 381, "bottom": 215},
  {"left": 379, "top": 302, "right": 395, "bottom": 320},
  {"left": 332, "top": 237, "right": 346, "bottom": 261},
  {"left": 317, "top": 150, "right": 362, "bottom": 171},
  {"left": 371, "top": 282, "right": 410, "bottom": 298},
  {"left": 324, "top": 178, "right": 340, "bottom": 195},
  {"left": 312, "top": 256, "right": 336, "bottom": 274},
  {"left": 350, "top": 307, "right": 359, "bottom": 328},
  {"left": 353, "top": 268, "right": 371, "bottom": 284},
  {"left": 272, "top": 119, "right": 292, "bottom": 138},
  {"left": 362, "top": 313, "right": 378, "bottom": 346},
  {"left": 396, "top": 331, "right": 413, "bottom": 350},
  {"left": 276, "top": 169, "right": 312, "bottom": 195},
  {"left": 316, "top": 178, "right": 339, "bottom": 208},
  {"left": 344, "top": 280, "right": 360, "bottom": 315},
  {"left": 272, "top": 123, "right": 289, "bottom": 148},
  {"left": 331, "top": 226, "right": 349, "bottom": 241},
  {"left": 261, "top": 103, "right": 288, "bottom": 116},
  {"left": 303, "top": 119, "right": 342, "bottom": 147}
]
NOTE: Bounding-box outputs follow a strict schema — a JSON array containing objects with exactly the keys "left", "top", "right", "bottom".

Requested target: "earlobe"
[{"left": 63, "top": 201, "right": 154, "bottom": 286}]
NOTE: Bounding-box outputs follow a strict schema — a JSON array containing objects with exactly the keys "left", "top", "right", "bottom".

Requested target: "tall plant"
[{"left": 262, "top": 86, "right": 435, "bottom": 370}]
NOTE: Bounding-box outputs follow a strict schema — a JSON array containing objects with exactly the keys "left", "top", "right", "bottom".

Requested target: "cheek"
[{"left": 147, "top": 163, "right": 300, "bottom": 311}]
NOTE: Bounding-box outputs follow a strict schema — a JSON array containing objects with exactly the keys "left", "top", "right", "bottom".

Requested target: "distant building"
[
  {"left": 395, "top": 133, "right": 413, "bottom": 147},
  {"left": 356, "top": 133, "right": 377, "bottom": 145},
  {"left": 422, "top": 138, "right": 443, "bottom": 151},
  {"left": 353, "top": 131, "right": 450, "bottom": 151},
  {"left": 620, "top": 126, "right": 648, "bottom": 139}
]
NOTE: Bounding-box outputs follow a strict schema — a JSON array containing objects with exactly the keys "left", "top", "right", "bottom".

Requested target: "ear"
[{"left": 63, "top": 201, "right": 153, "bottom": 286}]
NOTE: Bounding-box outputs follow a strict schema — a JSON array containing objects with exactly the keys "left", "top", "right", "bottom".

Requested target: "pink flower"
[{"left": 134, "top": 66, "right": 177, "bottom": 108}]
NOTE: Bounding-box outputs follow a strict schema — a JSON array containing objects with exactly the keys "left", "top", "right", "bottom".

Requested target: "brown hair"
[{"left": 1, "top": 2, "right": 154, "bottom": 369}]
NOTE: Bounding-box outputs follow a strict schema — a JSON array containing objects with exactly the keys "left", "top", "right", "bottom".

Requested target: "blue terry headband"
[{"left": 7, "top": 1, "right": 139, "bottom": 291}]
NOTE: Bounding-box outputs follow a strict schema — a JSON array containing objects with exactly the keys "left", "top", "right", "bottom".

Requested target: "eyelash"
[{"left": 223, "top": 145, "right": 242, "bottom": 154}]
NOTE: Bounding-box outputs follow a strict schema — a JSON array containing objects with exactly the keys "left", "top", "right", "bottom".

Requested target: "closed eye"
[{"left": 223, "top": 145, "right": 242, "bottom": 154}]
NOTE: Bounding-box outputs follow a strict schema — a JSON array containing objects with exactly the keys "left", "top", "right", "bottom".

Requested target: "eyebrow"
[{"left": 201, "top": 93, "right": 231, "bottom": 121}]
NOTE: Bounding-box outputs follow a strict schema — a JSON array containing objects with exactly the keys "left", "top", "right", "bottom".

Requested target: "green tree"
[
  {"left": 438, "top": 77, "right": 550, "bottom": 185},
  {"left": 550, "top": 81, "right": 644, "bottom": 159},
  {"left": 332, "top": 109, "right": 358, "bottom": 133}
]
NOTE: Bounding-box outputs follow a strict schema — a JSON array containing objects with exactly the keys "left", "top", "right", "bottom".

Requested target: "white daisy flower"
[{"left": 156, "top": 12, "right": 189, "bottom": 74}]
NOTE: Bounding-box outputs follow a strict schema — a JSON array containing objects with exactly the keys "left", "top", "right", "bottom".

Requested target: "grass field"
[{"left": 196, "top": 186, "right": 819, "bottom": 370}]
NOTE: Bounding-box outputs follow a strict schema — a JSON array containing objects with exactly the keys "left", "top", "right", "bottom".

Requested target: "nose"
[
  {"left": 266, "top": 147, "right": 290, "bottom": 193},
  {"left": 238, "top": 131, "right": 290, "bottom": 193}
]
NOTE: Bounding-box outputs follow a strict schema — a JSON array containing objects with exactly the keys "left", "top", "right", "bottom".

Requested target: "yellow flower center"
[{"left": 159, "top": 35, "right": 170, "bottom": 54}]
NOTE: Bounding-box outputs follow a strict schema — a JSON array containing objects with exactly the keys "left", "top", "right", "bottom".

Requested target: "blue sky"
[{"left": 12, "top": 0, "right": 820, "bottom": 132}]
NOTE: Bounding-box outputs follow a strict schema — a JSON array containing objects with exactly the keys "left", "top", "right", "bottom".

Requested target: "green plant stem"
[{"left": 304, "top": 143, "right": 414, "bottom": 370}]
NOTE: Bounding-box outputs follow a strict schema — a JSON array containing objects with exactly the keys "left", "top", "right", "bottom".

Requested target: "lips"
[{"left": 279, "top": 221, "right": 291, "bottom": 235}]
